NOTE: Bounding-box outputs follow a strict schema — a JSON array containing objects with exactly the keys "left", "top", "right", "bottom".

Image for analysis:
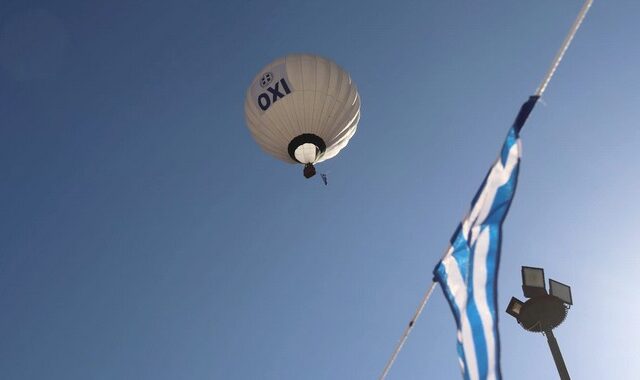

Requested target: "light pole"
[{"left": 506, "top": 266, "right": 573, "bottom": 380}]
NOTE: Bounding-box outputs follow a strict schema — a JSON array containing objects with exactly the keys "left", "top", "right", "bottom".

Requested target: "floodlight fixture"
[
  {"left": 549, "top": 279, "right": 572, "bottom": 305},
  {"left": 506, "top": 297, "right": 525, "bottom": 319},
  {"left": 521, "top": 266, "right": 547, "bottom": 298},
  {"left": 507, "top": 266, "right": 573, "bottom": 380}
]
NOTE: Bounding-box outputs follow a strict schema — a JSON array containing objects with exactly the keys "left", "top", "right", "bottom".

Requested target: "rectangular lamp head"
[
  {"left": 522, "top": 266, "right": 547, "bottom": 298},
  {"left": 506, "top": 297, "right": 524, "bottom": 319},
  {"left": 550, "top": 279, "right": 573, "bottom": 305}
]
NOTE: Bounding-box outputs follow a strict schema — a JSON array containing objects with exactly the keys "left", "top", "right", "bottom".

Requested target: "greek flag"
[{"left": 433, "top": 96, "right": 538, "bottom": 380}]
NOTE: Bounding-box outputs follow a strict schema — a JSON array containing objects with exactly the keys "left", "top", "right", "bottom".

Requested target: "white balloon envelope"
[{"left": 244, "top": 54, "right": 361, "bottom": 178}]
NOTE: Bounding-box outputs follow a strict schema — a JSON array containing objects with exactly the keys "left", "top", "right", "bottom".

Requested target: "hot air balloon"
[{"left": 244, "top": 54, "right": 361, "bottom": 178}]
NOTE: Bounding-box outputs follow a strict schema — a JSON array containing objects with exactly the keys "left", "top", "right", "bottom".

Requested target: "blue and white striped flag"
[{"left": 433, "top": 96, "right": 538, "bottom": 380}]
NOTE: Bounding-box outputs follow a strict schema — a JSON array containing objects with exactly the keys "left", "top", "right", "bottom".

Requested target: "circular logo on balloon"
[{"left": 259, "top": 72, "right": 273, "bottom": 88}]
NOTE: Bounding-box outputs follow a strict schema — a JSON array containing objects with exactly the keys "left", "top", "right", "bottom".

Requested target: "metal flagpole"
[
  {"left": 535, "top": 0, "right": 594, "bottom": 97},
  {"left": 378, "top": 281, "right": 438, "bottom": 380},
  {"left": 377, "top": 1, "right": 593, "bottom": 379}
]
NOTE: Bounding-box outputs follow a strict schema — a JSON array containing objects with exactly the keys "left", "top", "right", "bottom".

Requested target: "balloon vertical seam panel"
[{"left": 244, "top": 53, "right": 360, "bottom": 166}]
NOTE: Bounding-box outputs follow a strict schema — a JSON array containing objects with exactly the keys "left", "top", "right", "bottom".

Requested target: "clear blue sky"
[{"left": 1, "top": 1, "right": 638, "bottom": 379}]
